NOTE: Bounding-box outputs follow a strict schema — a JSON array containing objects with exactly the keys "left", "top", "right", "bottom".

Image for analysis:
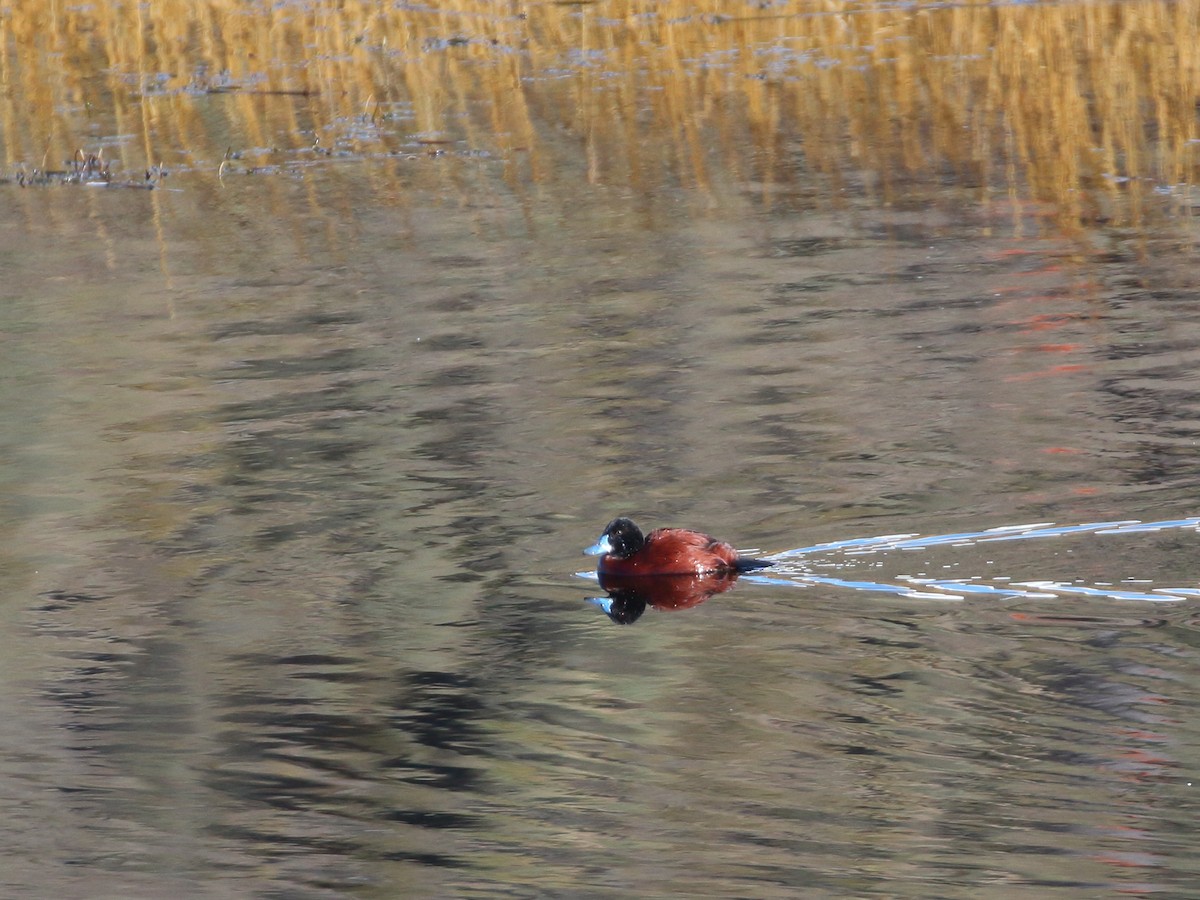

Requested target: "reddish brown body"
[
  {"left": 597, "top": 528, "right": 741, "bottom": 576},
  {"left": 585, "top": 517, "right": 768, "bottom": 577}
]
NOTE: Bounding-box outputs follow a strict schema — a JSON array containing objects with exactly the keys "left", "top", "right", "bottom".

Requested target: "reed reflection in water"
[{"left": 2, "top": 0, "right": 1199, "bottom": 230}]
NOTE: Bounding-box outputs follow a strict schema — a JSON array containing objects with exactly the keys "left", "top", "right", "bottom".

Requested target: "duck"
[{"left": 584, "top": 517, "right": 770, "bottom": 576}]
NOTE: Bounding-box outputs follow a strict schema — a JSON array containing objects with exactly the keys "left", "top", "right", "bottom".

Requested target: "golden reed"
[{"left": 0, "top": 0, "right": 1196, "bottom": 227}]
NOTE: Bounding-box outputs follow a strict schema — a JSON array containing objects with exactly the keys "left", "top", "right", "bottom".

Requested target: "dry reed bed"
[{"left": 0, "top": 0, "right": 1196, "bottom": 225}]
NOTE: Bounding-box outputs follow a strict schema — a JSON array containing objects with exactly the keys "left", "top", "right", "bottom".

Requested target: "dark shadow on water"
[{"left": 586, "top": 570, "right": 744, "bottom": 624}]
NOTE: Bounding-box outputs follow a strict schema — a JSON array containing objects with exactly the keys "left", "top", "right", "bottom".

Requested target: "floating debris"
[{"left": 5, "top": 149, "right": 167, "bottom": 189}]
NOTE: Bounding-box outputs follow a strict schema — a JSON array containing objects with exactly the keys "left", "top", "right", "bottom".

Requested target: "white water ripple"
[{"left": 754, "top": 516, "right": 1200, "bottom": 602}]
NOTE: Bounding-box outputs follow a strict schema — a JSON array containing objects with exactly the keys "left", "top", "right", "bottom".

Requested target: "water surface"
[{"left": 2, "top": 1, "right": 1200, "bottom": 897}]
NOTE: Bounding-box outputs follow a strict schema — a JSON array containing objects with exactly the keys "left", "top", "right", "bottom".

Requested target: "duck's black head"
[{"left": 584, "top": 517, "right": 646, "bottom": 559}]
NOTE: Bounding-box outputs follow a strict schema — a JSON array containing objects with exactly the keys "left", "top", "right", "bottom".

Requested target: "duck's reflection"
[{"left": 587, "top": 571, "right": 742, "bottom": 624}]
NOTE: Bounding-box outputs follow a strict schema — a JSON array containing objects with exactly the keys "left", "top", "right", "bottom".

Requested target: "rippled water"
[{"left": 4, "top": 63, "right": 1200, "bottom": 900}]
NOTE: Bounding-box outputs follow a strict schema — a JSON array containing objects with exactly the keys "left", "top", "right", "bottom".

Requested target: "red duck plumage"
[{"left": 584, "top": 517, "right": 769, "bottom": 576}]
